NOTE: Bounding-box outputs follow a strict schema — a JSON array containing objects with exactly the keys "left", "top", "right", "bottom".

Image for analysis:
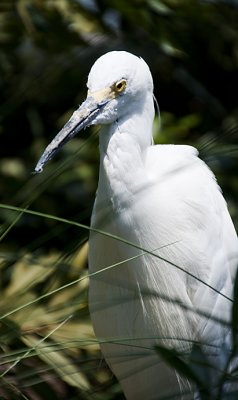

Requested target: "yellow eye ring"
[{"left": 114, "top": 79, "right": 127, "bottom": 93}]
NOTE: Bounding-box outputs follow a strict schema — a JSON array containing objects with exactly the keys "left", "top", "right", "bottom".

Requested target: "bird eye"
[{"left": 114, "top": 79, "right": 127, "bottom": 93}]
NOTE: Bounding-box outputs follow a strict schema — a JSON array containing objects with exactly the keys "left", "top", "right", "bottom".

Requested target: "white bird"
[{"left": 35, "top": 51, "right": 238, "bottom": 399}]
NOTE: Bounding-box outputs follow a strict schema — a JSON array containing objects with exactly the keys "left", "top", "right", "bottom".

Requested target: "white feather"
[{"left": 87, "top": 51, "right": 238, "bottom": 399}]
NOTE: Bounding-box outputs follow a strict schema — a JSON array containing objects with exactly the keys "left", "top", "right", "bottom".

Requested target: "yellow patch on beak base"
[
  {"left": 88, "top": 86, "right": 117, "bottom": 103},
  {"left": 88, "top": 79, "right": 127, "bottom": 103}
]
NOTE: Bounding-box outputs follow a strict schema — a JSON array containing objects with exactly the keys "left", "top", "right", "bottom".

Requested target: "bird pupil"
[{"left": 114, "top": 80, "right": 126, "bottom": 92}]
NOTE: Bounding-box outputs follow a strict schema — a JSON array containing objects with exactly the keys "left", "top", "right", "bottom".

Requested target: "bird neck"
[
  {"left": 97, "top": 93, "right": 154, "bottom": 208},
  {"left": 100, "top": 93, "right": 154, "bottom": 155}
]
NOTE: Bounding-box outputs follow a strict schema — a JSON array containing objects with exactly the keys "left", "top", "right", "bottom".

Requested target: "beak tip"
[
  {"left": 33, "top": 94, "right": 107, "bottom": 174},
  {"left": 34, "top": 163, "right": 44, "bottom": 174}
]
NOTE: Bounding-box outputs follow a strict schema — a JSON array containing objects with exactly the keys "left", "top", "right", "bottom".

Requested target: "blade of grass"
[{"left": 0, "top": 203, "right": 233, "bottom": 303}]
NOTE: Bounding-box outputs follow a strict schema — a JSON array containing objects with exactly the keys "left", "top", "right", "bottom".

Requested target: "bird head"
[{"left": 34, "top": 51, "right": 153, "bottom": 173}]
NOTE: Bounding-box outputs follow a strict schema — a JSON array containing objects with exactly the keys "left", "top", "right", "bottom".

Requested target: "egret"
[{"left": 35, "top": 51, "right": 238, "bottom": 399}]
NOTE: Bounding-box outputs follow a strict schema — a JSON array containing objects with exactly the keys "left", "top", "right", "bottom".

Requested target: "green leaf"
[{"left": 23, "top": 335, "right": 90, "bottom": 391}]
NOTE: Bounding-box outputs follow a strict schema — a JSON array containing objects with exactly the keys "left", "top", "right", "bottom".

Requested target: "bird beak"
[{"left": 34, "top": 87, "right": 115, "bottom": 173}]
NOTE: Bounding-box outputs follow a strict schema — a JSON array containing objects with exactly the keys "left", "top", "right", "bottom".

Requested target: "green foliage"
[{"left": 0, "top": 0, "right": 238, "bottom": 399}]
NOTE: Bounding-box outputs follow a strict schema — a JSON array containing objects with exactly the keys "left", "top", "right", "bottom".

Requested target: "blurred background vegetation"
[{"left": 0, "top": 0, "right": 238, "bottom": 399}]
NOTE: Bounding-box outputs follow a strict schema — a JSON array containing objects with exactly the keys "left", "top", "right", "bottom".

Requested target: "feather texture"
[{"left": 86, "top": 52, "right": 238, "bottom": 399}]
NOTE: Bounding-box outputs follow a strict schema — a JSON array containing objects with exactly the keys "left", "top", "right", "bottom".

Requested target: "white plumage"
[{"left": 35, "top": 51, "right": 238, "bottom": 399}]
